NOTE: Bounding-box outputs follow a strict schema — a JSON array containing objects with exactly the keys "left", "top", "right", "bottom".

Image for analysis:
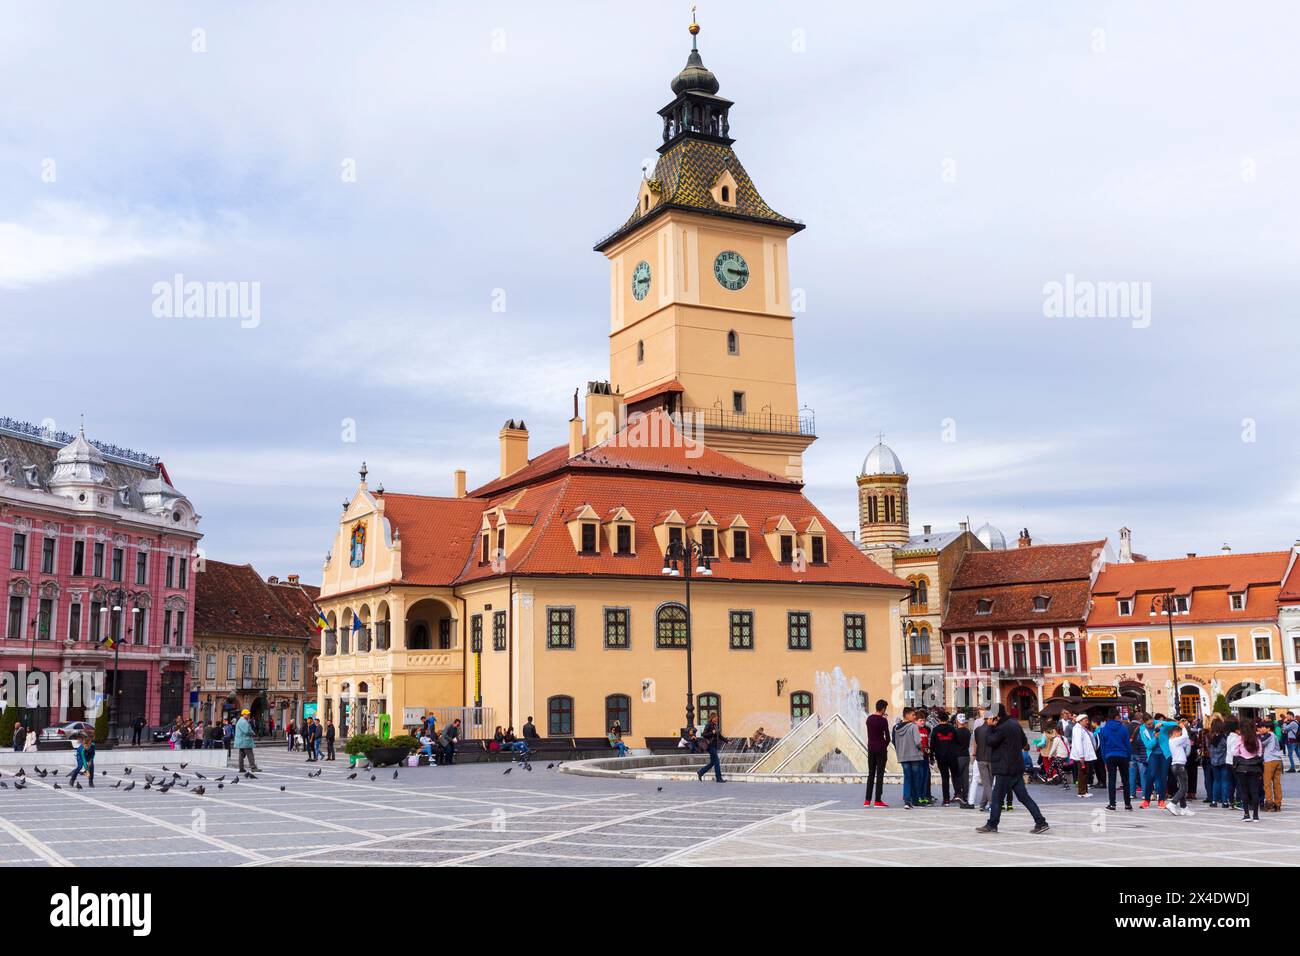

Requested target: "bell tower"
[
  {"left": 594, "top": 14, "right": 814, "bottom": 481},
  {"left": 857, "top": 438, "right": 910, "bottom": 572}
]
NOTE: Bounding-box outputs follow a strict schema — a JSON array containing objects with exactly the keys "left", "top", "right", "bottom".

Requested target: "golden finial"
[{"left": 689, "top": 4, "right": 700, "bottom": 35}]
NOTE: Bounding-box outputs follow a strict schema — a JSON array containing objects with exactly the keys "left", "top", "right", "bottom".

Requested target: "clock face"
[
  {"left": 713, "top": 250, "right": 749, "bottom": 291},
  {"left": 631, "top": 260, "right": 651, "bottom": 301}
]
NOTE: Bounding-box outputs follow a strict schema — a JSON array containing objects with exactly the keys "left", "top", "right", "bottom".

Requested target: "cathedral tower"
[{"left": 857, "top": 438, "right": 910, "bottom": 570}]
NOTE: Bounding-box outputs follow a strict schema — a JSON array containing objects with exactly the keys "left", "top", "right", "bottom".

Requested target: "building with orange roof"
[
  {"left": 1086, "top": 547, "right": 1290, "bottom": 718},
  {"left": 313, "top": 24, "right": 910, "bottom": 741},
  {"left": 1279, "top": 542, "right": 1300, "bottom": 698}
]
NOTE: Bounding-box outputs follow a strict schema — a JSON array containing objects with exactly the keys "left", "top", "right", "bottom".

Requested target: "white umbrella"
[{"left": 1227, "top": 689, "right": 1298, "bottom": 710}]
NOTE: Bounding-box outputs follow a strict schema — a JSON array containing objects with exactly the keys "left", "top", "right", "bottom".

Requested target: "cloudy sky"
[{"left": 3, "top": 1, "right": 1297, "bottom": 580}]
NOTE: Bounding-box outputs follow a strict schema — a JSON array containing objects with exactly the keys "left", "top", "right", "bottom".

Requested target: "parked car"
[{"left": 39, "top": 721, "right": 95, "bottom": 742}]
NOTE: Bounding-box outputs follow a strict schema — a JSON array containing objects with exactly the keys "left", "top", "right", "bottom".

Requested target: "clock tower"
[{"left": 594, "top": 16, "right": 814, "bottom": 480}]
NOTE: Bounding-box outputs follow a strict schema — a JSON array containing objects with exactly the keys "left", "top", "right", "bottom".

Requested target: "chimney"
[
  {"left": 1187, "top": 552, "right": 1197, "bottom": 559},
  {"left": 958, "top": 521, "right": 968, "bottom": 533},
  {"left": 1118, "top": 527, "right": 1133, "bottom": 563},
  {"left": 923, "top": 524, "right": 932, "bottom": 535},
  {"left": 1018, "top": 528, "right": 1032, "bottom": 549},
  {"left": 568, "top": 414, "right": 585, "bottom": 458},
  {"left": 266, "top": 575, "right": 279, "bottom": 585},
  {"left": 499, "top": 420, "right": 529, "bottom": 478},
  {"left": 453, "top": 469, "right": 467, "bottom": 499},
  {"left": 287, "top": 574, "right": 300, "bottom": 585},
  {"left": 585, "top": 381, "right": 622, "bottom": 448}
]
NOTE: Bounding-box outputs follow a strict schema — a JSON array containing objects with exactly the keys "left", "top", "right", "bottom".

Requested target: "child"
[{"left": 1167, "top": 723, "right": 1193, "bottom": 816}]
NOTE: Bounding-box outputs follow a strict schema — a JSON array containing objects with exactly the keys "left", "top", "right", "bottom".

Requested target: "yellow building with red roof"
[
  {"left": 1086, "top": 550, "right": 1290, "bottom": 718},
  {"left": 312, "top": 23, "right": 909, "bottom": 743}
]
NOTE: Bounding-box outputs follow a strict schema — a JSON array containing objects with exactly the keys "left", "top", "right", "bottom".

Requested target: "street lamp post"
[
  {"left": 662, "top": 538, "right": 713, "bottom": 734},
  {"left": 103, "top": 586, "right": 142, "bottom": 742},
  {"left": 1152, "top": 591, "right": 1182, "bottom": 719},
  {"left": 900, "top": 614, "right": 915, "bottom": 707}
]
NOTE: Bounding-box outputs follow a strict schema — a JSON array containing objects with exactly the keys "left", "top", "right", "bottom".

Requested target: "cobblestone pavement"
[{"left": 0, "top": 749, "right": 1295, "bottom": 866}]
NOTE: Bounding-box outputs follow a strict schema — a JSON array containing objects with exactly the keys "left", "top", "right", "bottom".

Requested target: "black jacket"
[
  {"left": 929, "top": 722, "right": 962, "bottom": 761},
  {"left": 987, "top": 717, "right": 1028, "bottom": 776}
]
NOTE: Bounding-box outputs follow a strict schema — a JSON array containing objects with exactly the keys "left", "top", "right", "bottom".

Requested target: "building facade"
[
  {"left": 193, "top": 560, "right": 318, "bottom": 731},
  {"left": 315, "top": 25, "right": 909, "bottom": 742},
  {"left": 941, "top": 535, "right": 1107, "bottom": 717},
  {"left": 1280, "top": 543, "right": 1300, "bottom": 699},
  {"left": 0, "top": 418, "right": 201, "bottom": 732},
  {"left": 1087, "top": 550, "right": 1289, "bottom": 718}
]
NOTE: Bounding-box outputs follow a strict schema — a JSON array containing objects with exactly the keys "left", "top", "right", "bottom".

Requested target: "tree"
[
  {"left": 94, "top": 703, "right": 111, "bottom": 744},
  {"left": 0, "top": 702, "right": 17, "bottom": 747},
  {"left": 1212, "top": 693, "right": 1231, "bottom": 718}
]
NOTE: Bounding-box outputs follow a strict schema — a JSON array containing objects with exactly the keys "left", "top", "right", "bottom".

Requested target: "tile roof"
[
  {"left": 899, "top": 529, "right": 962, "bottom": 555},
  {"left": 624, "top": 379, "right": 684, "bottom": 405},
  {"left": 195, "top": 560, "right": 315, "bottom": 640},
  {"left": 943, "top": 541, "right": 1104, "bottom": 633},
  {"left": 950, "top": 541, "right": 1106, "bottom": 590},
  {"left": 1281, "top": 553, "right": 1300, "bottom": 603},
  {"left": 596, "top": 139, "right": 801, "bottom": 251},
  {"left": 268, "top": 579, "right": 323, "bottom": 652},
  {"left": 1089, "top": 550, "right": 1288, "bottom": 627},
  {"left": 379, "top": 493, "right": 488, "bottom": 587},
  {"left": 467, "top": 410, "right": 794, "bottom": 499}
]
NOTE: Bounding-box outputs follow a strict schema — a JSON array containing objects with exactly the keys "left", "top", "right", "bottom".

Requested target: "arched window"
[
  {"left": 656, "top": 603, "right": 688, "bottom": 648},
  {"left": 697, "top": 692, "right": 721, "bottom": 727},
  {"left": 548, "top": 695, "right": 574, "bottom": 736},
  {"left": 915, "top": 578, "right": 928, "bottom": 606},
  {"left": 726, "top": 330, "right": 739, "bottom": 354},
  {"left": 643, "top": 195, "right": 649, "bottom": 211},
  {"left": 605, "top": 694, "right": 631, "bottom": 733},
  {"left": 340, "top": 610, "right": 352, "bottom": 654},
  {"left": 720, "top": 185, "right": 730, "bottom": 203},
  {"left": 409, "top": 622, "right": 431, "bottom": 650},
  {"left": 790, "top": 691, "right": 813, "bottom": 721}
]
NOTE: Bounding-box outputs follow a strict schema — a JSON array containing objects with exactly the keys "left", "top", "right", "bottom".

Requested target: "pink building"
[{"left": 0, "top": 418, "right": 201, "bottom": 735}]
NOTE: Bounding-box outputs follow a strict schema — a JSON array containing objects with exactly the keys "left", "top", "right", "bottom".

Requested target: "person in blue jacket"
[
  {"left": 1140, "top": 713, "right": 1178, "bottom": 807},
  {"left": 1096, "top": 708, "right": 1132, "bottom": 810}
]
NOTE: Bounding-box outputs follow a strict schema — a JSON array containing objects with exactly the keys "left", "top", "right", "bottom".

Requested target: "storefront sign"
[
  {"left": 302, "top": 702, "right": 318, "bottom": 719},
  {"left": 1082, "top": 685, "right": 1117, "bottom": 698}
]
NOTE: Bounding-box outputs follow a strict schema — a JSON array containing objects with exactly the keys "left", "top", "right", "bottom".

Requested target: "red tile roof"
[
  {"left": 195, "top": 560, "right": 316, "bottom": 640},
  {"left": 624, "top": 379, "right": 685, "bottom": 405},
  {"left": 1280, "top": 553, "right": 1300, "bottom": 603},
  {"left": 379, "top": 493, "right": 488, "bottom": 587},
  {"left": 943, "top": 541, "right": 1104, "bottom": 633},
  {"left": 1089, "top": 550, "right": 1288, "bottom": 627}
]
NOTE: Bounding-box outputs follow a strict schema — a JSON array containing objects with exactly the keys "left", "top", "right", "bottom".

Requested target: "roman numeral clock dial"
[
  {"left": 713, "top": 250, "right": 749, "bottom": 290},
  {"left": 631, "top": 260, "right": 652, "bottom": 300}
]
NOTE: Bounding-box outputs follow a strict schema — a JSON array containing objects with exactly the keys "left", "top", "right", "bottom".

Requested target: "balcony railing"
[{"left": 679, "top": 405, "right": 815, "bottom": 438}]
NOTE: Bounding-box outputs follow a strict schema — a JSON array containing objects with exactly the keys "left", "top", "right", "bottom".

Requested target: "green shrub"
[
  {"left": 1212, "top": 693, "right": 1231, "bottom": 718},
  {"left": 344, "top": 733, "right": 381, "bottom": 756},
  {"left": 383, "top": 734, "right": 418, "bottom": 752},
  {"left": 0, "top": 703, "right": 17, "bottom": 747},
  {"left": 94, "top": 704, "right": 111, "bottom": 744}
]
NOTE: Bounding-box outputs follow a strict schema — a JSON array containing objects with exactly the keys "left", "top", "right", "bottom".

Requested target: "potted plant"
[{"left": 366, "top": 734, "right": 418, "bottom": 767}]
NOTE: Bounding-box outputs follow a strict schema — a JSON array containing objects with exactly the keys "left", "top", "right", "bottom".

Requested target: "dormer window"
[
  {"left": 720, "top": 185, "right": 730, "bottom": 203},
  {"left": 700, "top": 527, "right": 716, "bottom": 558},
  {"left": 668, "top": 526, "right": 683, "bottom": 550},
  {"left": 480, "top": 532, "right": 490, "bottom": 564},
  {"left": 810, "top": 536, "right": 825, "bottom": 564},
  {"left": 1174, "top": 595, "right": 1190, "bottom": 614},
  {"left": 1117, "top": 598, "right": 1132, "bottom": 616},
  {"left": 616, "top": 523, "right": 633, "bottom": 555},
  {"left": 1230, "top": 592, "right": 1245, "bottom": 611},
  {"left": 733, "top": 529, "right": 748, "bottom": 560},
  {"left": 1032, "top": 595, "right": 1051, "bottom": 612},
  {"left": 976, "top": 598, "right": 994, "bottom": 615},
  {"left": 780, "top": 534, "right": 794, "bottom": 564},
  {"left": 580, "top": 523, "right": 598, "bottom": 554}
]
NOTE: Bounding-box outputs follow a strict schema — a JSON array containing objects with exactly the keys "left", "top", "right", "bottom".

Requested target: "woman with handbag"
[{"left": 1231, "top": 717, "right": 1264, "bottom": 822}]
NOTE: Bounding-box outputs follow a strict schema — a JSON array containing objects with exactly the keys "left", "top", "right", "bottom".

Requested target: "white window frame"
[
  {"left": 1117, "top": 598, "right": 1132, "bottom": 616},
  {"left": 1229, "top": 591, "right": 1246, "bottom": 612},
  {"left": 1218, "top": 634, "right": 1238, "bottom": 663},
  {"left": 1132, "top": 639, "right": 1151, "bottom": 665},
  {"left": 1175, "top": 636, "right": 1195, "bottom": 665},
  {"left": 1099, "top": 640, "right": 1117, "bottom": 666},
  {"left": 1251, "top": 629, "right": 1272, "bottom": 661}
]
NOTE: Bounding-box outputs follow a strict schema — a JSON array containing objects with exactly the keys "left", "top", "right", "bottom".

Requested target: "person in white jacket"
[{"left": 1070, "top": 714, "right": 1098, "bottom": 797}]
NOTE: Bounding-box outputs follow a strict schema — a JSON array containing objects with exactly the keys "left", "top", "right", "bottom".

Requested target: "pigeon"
[
  {"left": 546, "top": 763, "right": 554, "bottom": 769},
  {"left": 114, "top": 780, "right": 122, "bottom": 789},
  {"left": 279, "top": 786, "right": 286, "bottom": 792},
  {"left": 172, "top": 772, "right": 181, "bottom": 780},
  {"left": 123, "top": 781, "right": 135, "bottom": 791},
  {"left": 34, "top": 765, "right": 43, "bottom": 773},
  {"left": 13, "top": 780, "right": 24, "bottom": 790},
  {"left": 363, "top": 762, "right": 373, "bottom": 770},
  {"left": 347, "top": 772, "right": 357, "bottom": 780},
  {"left": 179, "top": 763, "right": 188, "bottom": 769},
  {"left": 0, "top": 782, "right": 7, "bottom": 789},
  {"left": 308, "top": 769, "right": 321, "bottom": 778},
  {"left": 392, "top": 770, "right": 399, "bottom": 780},
  {"left": 35, "top": 768, "right": 48, "bottom": 778},
  {"left": 657, "top": 786, "right": 663, "bottom": 792},
  {"left": 53, "top": 782, "right": 62, "bottom": 789},
  {"left": 162, "top": 765, "right": 168, "bottom": 771},
  {"left": 245, "top": 772, "right": 257, "bottom": 779},
  {"left": 228, "top": 776, "right": 238, "bottom": 785},
  {"left": 122, "top": 767, "right": 132, "bottom": 775},
  {"left": 212, "top": 774, "right": 222, "bottom": 782},
  {"left": 217, "top": 783, "right": 224, "bottom": 790},
  {"left": 75, "top": 782, "right": 83, "bottom": 790},
  {"left": 525, "top": 764, "right": 533, "bottom": 772},
  {"left": 195, "top": 772, "right": 207, "bottom": 780},
  {"left": 15, "top": 769, "right": 24, "bottom": 777},
  {"left": 502, "top": 767, "right": 512, "bottom": 775},
  {"left": 178, "top": 779, "right": 189, "bottom": 789},
  {"left": 192, "top": 786, "right": 205, "bottom": 796},
  {"left": 369, "top": 774, "right": 376, "bottom": 781},
  {"left": 143, "top": 783, "right": 151, "bottom": 791}
]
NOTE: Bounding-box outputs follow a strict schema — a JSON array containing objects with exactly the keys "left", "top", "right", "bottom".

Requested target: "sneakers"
[
  {"left": 959, "top": 802, "right": 974, "bottom": 809},
  {"left": 1031, "top": 822, "right": 1050, "bottom": 834},
  {"left": 1157, "top": 800, "right": 1167, "bottom": 809},
  {"left": 1166, "top": 804, "right": 1180, "bottom": 816},
  {"left": 873, "top": 801, "right": 889, "bottom": 808},
  {"left": 975, "top": 824, "right": 997, "bottom": 833},
  {"left": 1078, "top": 792, "right": 1094, "bottom": 798},
  {"left": 1140, "top": 801, "right": 1150, "bottom": 808},
  {"left": 1105, "top": 804, "right": 1116, "bottom": 811}
]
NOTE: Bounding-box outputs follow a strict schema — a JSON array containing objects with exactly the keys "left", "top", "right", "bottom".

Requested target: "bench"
[{"left": 644, "top": 736, "right": 689, "bottom": 753}]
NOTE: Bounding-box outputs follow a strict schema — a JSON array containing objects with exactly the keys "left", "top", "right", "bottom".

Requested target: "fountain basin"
[{"left": 558, "top": 754, "right": 901, "bottom": 785}]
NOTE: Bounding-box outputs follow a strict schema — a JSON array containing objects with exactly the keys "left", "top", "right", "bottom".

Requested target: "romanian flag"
[
  {"left": 313, "top": 606, "right": 328, "bottom": 632},
  {"left": 99, "top": 635, "right": 115, "bottom": 649}
]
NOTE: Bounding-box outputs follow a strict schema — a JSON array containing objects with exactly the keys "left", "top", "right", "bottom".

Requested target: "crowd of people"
[{"left": 862, "top": 700, "right": 1297, "bottom": 832}]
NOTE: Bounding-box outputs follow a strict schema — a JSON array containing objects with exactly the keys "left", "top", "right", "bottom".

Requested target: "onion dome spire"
[{"left": 671, "top": 6, "right": 720, "bottom": 96}]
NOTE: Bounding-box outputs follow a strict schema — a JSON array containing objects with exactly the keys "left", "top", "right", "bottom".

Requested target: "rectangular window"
[
  {"left": 843, "top": 613, "right": 866, "bottom": 651},
  {"left": 954, "top": 644, "right": 968, "bottom": 670},
  {"left": 89, "top": 602, "right": 102, "bottom": 642},
  {"left": 72, "top": 540, "right": 85, "bottom": 576},
  {"left": 978, "top": 645, "right": 991, "bottom": 669},
  {"left": 976, "top": 599, "right": 993, "bottom": 615},
  {"left": 165, "top": 555, "right": 175, "bottom": 587},
  {"left": 1254, "top": 634, "right": 1271, "bottom": 660},
  {"left": 1038, "top": 641, "right": 1052, "bottom": 668},
  {"left": 732, "top": 390, "right": 745, "bottom": 414},
  {"left": 580, "top": 523, "right": 597, "bottom": 554},
  {"left": 1230, "top": 593, "right": 1245, "bottom": 611},
  {"left": 811, "top": 536, "right": 825, "bottom": 564},
  {"left": 729, "top": 610, "right": 753, "bottom": 650},
  {"left": 11, "top": 533, "right": 26, "bottom": 571},
  {"left": 135, "top": 551, "right": 148, "bottom": 585},
  {"left": 1174, "top": 595, "right": 1189, "bottom": 613},
  {"left": 1117, "top": 598, "right": 1132, "bottom": 616},
  {"left": 787, "top": 611, "right": 811, "bottom": 650},
  {"left": 546, "top": 607, "right": 574, "bottom": 649},
  {"left": 470, "top": 614, "right": 483, "bottom": 653},
  {"left": 868, "top": 498, "right": 878, "bottom": 523},
  {"left": 206, "top": 654, "right": 216, "bottom": 680},
  {"left": 93, "top": 541, "right": 105, "bottom": 576},
  {"left": 1133, "top": 641, "right": 1150, "bottom": 664},
  {"left": 492, "top": 610, "right": 507, "bottom": 651},
  {"left": 668, "top": 526, "right": 683, "bottom": 550},
  {"left": 174, "top": 610, "right": 185, "bottom": 645},
  {"left": 438, "top": 618, "right": 451, "bottom": 649},
  {"left": 480, "top": 532, "right": 490, "bottom": 564},
  {"left": 1219, "top": 637, "right": 1237, "bottom": 661},
  {"left": 1012, "top": 643, "right": 1027, "bottom": 670},
  {"left": 178, "top": 557, "right": 188, "bottom": 589},
  {"left": 292, "top": 656, "right": 301, "bottom": 681},
  {"left": 699, "top": 527, "right": 715, "bottom": 558},
  {"left": 1177, "top": 638, "right": 1194, "bottom": 663},
  {"left": 733, "top": 529, "right": 748, "bottom": 560},
  {"left": 110, "top": 608, "right": 123, "bottom": 644},
  {"left": 604, "top": 608, "right": 629, "bottom": 648},
  {"left": 780, "top": 535, "right": 794, "bottom": 563},
  {"left": 257, "top": 656, "right": 266, "bottom": 680},
  {"left": 162, "top": 609, "right": 172, "bottom": 647},
  {"left": 1064, "top": 641, "right": 1078, "bottom": 668},
  {"left": 242, "top": 655, "right": 253, "bottom": 679},
  {"left": 1100, "top": 642, "right": 1116, "bottom": 665},
  {"left": 616, "top": 523, "right": 633, "bottom": 555},
  {"left": 67, "top": 603, "right": 81, "bottom": 642},
  {"left": 37, "top": 598, "right": 53, "bottom": 639},
  {"left": 111, "top": 547, "right": 123, "bottom": 582},
  {"left": 227, "top": 656, "right": 236, "bottom": 681},
  {"left": 496, "top": 528, "right": 505, "bottom": 555},
  {"left": 41, "top": 537, "right": 56, "bottom": 574},
  {"left": 133, "top": 608, "right": 146, "bottom": 644}
]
